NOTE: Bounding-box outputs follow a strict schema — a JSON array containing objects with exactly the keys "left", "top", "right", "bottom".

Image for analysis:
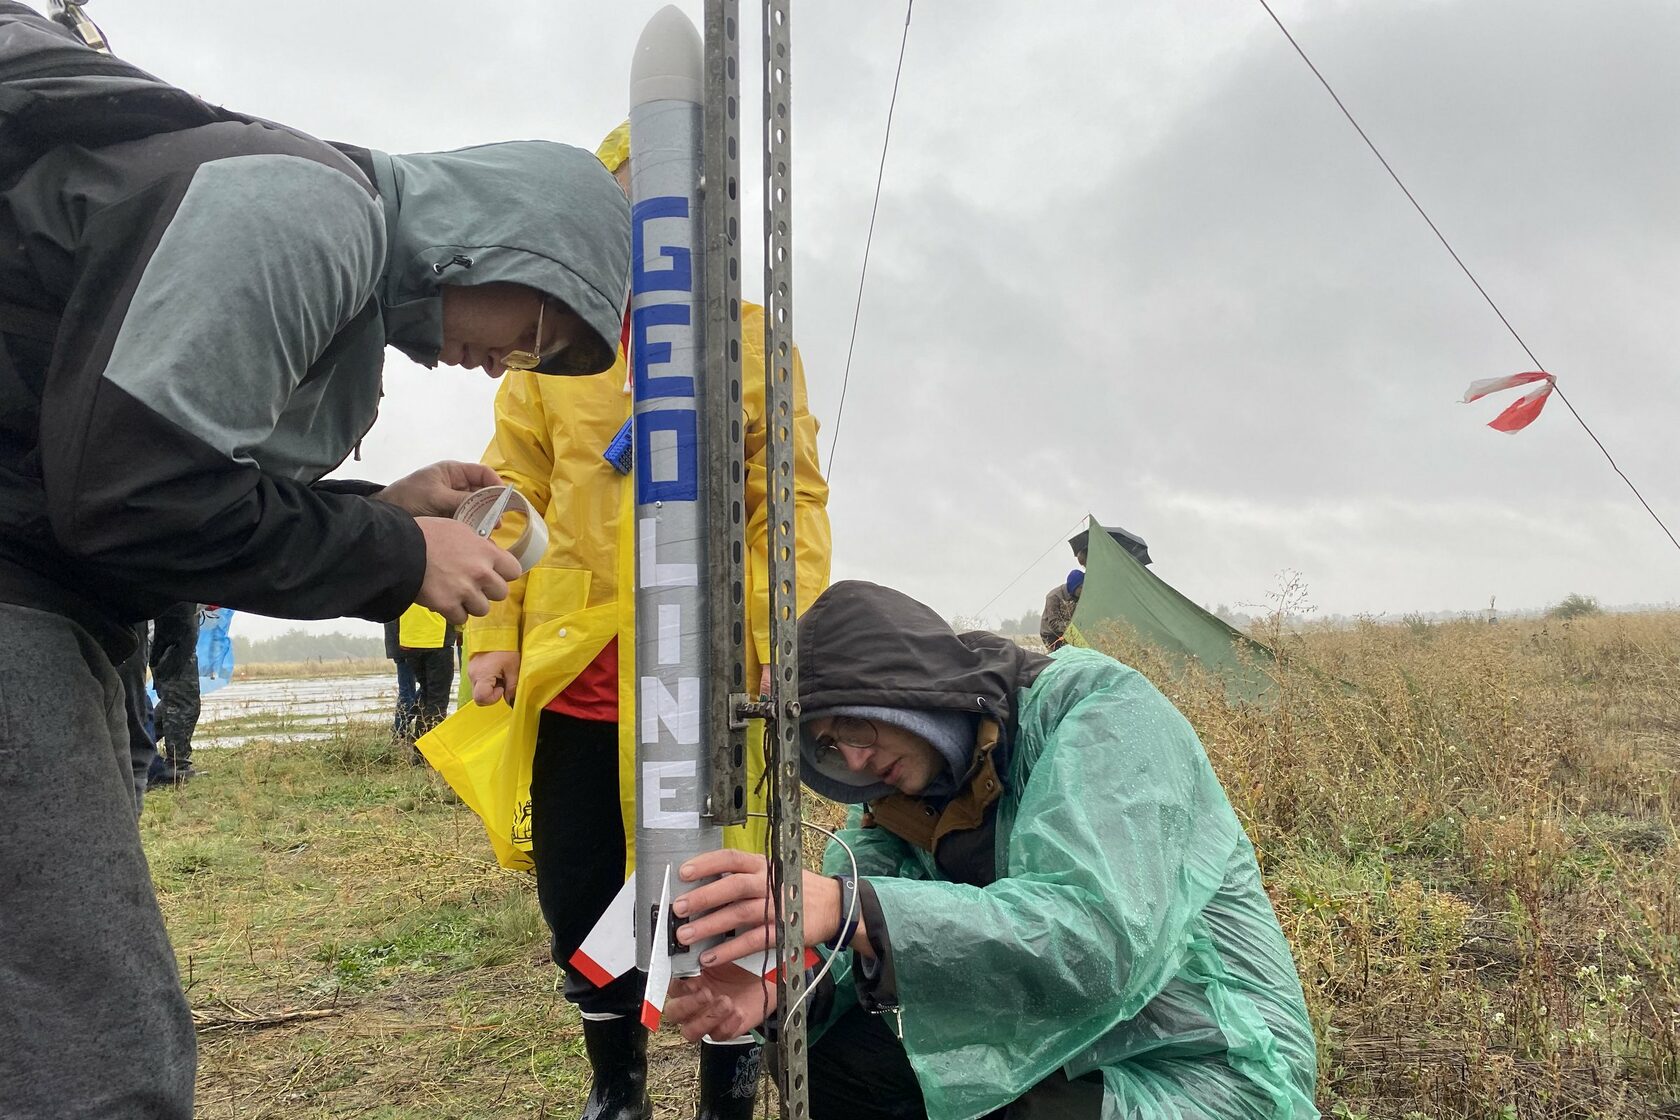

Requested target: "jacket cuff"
[
  {"left": 357, "top": 512, "right": 427, "bottom": 623},
  {"left": 465, "top": 623, "right": 522, "bottom": 653},
  {"left": 853, "top": 878, "right": 899, "bottom": 1010}
]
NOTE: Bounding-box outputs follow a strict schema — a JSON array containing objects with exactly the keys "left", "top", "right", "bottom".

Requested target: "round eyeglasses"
[{"left": 813, "top": 716, "right": 877, "bottom": 764}]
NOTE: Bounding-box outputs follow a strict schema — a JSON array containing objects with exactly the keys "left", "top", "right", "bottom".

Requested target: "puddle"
[{"left": 193, "top": 674, "right": 456, "bottom": 750}]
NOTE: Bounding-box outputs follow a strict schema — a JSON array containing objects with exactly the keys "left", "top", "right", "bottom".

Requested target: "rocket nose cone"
[{"left": 631, "top": 4, "right": 703, "bottom": 108}]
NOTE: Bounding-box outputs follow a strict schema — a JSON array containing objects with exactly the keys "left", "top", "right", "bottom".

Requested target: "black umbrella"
[{"left": 1069, "top": 523, "right": 1152, "bottom": 567}]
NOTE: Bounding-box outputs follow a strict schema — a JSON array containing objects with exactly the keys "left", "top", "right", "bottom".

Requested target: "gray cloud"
[{"left": 73, "top": 1, "right": 1680, "bottom": 636}]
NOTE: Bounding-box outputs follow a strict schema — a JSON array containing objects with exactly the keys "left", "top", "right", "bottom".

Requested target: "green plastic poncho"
[{"left": 800, "top": 582, "right": 1318, "bottom": 1120}]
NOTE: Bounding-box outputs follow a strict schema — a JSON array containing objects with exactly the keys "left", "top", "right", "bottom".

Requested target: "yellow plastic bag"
[
  {"left": 416, "top": 700, "right": 532, "bottom": 870},
  {"left": 418, "top": 602, "right": 619, "bottom": 871}
]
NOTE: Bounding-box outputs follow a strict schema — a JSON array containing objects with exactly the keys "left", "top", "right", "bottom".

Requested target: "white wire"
[
  {"left": 744, "top": 812, "right": 860, "bottom": 1022},
  {"left": 789, "top": 819, "right": 859, "bottom": 1019}
]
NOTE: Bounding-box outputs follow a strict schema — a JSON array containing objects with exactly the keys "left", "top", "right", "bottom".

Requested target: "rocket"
[{"left": 569, "top": 4, "right": 741, "bottom": 1032}]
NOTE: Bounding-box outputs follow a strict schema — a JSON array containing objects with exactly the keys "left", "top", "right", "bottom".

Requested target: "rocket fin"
[
  {"left": 569, "top": 876, "right": 638, "bottom": 989},
  {"left": 733, "top": 945, "right": 821, "bottom": 981},
  {"left": 640, "top": 865, "right": 675, "bottom": 1031}
]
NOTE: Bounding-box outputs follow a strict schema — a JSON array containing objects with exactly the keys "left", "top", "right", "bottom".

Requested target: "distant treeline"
[
  {"left": 233, "top": 629, "right": 385, "bottom": 663},
  {"left": 986, "top": 592, "right": 1663, "bottom": 639},
  {"left": 990, "top": 605, "right": 1253, "bottom": 636},
  {"left": 999, "top": 609, "right": 1043, "bottom": 636}
]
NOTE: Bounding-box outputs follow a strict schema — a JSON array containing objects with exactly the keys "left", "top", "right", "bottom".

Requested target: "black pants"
[
  {"left": 529, "top": 710, "right": 643, "bottom": 1017},
  {"left": 149, "top": 602, "right": 200, "bottom": 764},
  {"left": 392, "top": 647, "right": 454, "bottom": 742},
  {"left": 115, "top": 621, "right": 155, "bottom": 806},
  {"left": 791, "top": 1007, "right": 1104, "bottom": 1120}
]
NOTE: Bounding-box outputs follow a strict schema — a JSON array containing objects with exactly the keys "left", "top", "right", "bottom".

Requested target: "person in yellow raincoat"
[
  {"left": 458, "top": 123, "right": 831, "bottom": 1120},
  {"left": 383, "top": 603, "right": 457, "bottom": 756}
]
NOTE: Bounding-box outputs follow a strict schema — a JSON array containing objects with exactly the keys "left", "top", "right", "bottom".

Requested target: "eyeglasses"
[
  {"left": 501, "top": 297, "right": 560, "bottom": 372},
  {"left": 813, "top": 716, "right": 877, "bottom": 764}
]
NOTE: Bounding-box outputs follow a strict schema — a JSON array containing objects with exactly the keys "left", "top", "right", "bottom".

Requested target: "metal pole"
[
  {"left": 762, "top": 0, "right": 808, "bottom": 1114},
  {"left": 702, "top": 0, "right": 748, "bottom": 828}
]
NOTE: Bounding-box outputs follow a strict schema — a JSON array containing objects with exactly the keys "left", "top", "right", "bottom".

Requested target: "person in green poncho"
[{"left": 664, "top": 580, "right": 1319, "bottom": 1120}]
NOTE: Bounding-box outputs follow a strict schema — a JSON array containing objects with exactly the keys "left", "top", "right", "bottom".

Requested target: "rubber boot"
[
  {"left": 695, "top": 1038, "right": 762, "bottom": 1120},
  {"left": 579, "top": 1015, "right": 651, "bottom": 1120}
]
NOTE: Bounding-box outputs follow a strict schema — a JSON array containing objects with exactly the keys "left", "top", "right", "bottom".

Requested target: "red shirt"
[
  {"left": 545, "top": 312, "right": 633, "bottom": 725},
  {"left": 546, "top": 637, "right": 619, "bottom": 722}
]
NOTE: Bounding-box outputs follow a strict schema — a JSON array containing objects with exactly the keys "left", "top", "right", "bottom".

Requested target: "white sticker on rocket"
[
  {"left": 647, "top": 427, "right": 682, "bottom": 486},
  {"left": 639, "top": 517, "right": 697, "bottom": 588},
  {"left": 658, "top": 603, "right": 682, "bottom": 665},
  {"left": 640, "top": 677, "right": 699, "bottom": 744},
  {"left": 643, "top": 760, "right": 700, "bottom": 829}
]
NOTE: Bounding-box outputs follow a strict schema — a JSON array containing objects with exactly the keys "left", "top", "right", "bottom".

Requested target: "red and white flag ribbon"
[{"left": 1461, "top": 371, "right": 1556, "bottom": 433}]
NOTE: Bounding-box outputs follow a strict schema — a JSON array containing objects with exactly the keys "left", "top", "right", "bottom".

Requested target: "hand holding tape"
[{"left": 454, "top": 485, "right": 549, "bottom": 573}]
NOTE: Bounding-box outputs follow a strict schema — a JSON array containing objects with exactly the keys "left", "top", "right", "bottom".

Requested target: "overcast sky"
[{"left": 74, "top": 0, "right": 1680, "bottom": 638}]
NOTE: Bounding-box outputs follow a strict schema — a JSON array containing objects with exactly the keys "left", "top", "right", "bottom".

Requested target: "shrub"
[{"left": 1548, "top": 593, "right": 1603, "bottom": 620}]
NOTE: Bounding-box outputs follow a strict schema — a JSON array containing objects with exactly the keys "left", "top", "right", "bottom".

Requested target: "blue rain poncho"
[
  {"left": 799, "top": 582, "right": 1318, "bottom": 1120},
  {"left": 196, "top": 606, "right": 235, "bottom": 693}
]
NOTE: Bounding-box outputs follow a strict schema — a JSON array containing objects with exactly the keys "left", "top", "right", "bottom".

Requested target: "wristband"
[{"left": 825, "top": 874, "right": 860, "bottom": 951}]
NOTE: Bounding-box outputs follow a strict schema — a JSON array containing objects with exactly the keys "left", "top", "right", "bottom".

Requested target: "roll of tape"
[{"left": 453, "top": 485, "right": 549, "bottom": 574}]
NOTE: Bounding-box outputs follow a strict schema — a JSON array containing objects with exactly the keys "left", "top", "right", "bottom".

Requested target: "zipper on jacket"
[{"left": 975, "top": 696, "right": 1014, "bottom": 783}]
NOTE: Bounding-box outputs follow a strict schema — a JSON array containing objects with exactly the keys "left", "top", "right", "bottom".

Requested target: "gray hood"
[
  {"left": 799, "top": 704, "right": 979, "bottom": 804},
  {"left": 369, "top": 141, "right": 631, "bottom": 375}
]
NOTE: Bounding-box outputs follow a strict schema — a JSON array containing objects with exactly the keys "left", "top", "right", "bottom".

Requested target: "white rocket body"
[
  {"left": 570, "top": 4, "right": 730, "bottom": 1029},
  {"left": 626, "top": 3, "right": 718, "bottom": 981}
]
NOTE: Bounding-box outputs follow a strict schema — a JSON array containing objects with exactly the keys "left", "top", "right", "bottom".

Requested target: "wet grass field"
[
  {"left": 144, "top": 612, "right": 1680, "bottom": 1118},
  {"left": 152, "top": 665, "right": 741, "bottom": 1119}
]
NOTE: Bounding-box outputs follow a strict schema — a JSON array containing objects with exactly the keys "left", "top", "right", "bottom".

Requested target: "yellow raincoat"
[
  {"left": 420, "top": 303, "right": 831, "bottom": 872},
  {"left": 396, "top": 604, "right": 449, "bottom": 649}
]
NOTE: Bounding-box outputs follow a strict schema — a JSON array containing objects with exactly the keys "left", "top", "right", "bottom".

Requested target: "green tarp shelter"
[{"left": 1065, "top": 517, "right": 1275, "bottom": 702}]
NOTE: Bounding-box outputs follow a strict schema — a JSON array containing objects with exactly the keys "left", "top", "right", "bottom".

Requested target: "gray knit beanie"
[{"left": 798, "top": 705, "right": 978, "bottom": 804}]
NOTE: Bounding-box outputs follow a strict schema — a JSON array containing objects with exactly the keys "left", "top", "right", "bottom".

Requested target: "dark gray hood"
[
  {"left": 798, "top": 581, "right": 1053, "bottom": 721},
  {"left": 796, "top": 581, "right": 1054, "bottom": 797},
  {"left": 369, "top": 140, "right": 631, "bottom": 375}
]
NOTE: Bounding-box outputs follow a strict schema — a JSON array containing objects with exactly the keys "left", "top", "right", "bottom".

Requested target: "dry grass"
[
  {"left": 146, "top": 612, "right": 1680, "bottom": 1117},
  {"left": 143, "top": 729, "right": 708, "bottom": 1118},
  {"left": 1085, "top": 610, "right": 1680, "bottom": 1119},
  {"left": 234, "top": 658, "right": 390, "bottom": 680}
]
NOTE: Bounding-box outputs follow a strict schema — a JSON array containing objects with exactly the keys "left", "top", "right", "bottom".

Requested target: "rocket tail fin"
[
  {"left": 569, "top": 876, "right": 638, "bottom": 989},
  {"left": 641, "top": 866, "right": 675, "bottom": 1031},
  {"left": 734, "top": 945, "right": 822, "bottom": 982}
]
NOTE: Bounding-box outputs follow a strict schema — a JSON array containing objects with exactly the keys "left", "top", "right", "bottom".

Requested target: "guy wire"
[
  {"left": 825, "top": 0, "right": 915, "bottom": 480},
  {"left": 1255, "top": 0, "right": 1679, "bottom": 554}
]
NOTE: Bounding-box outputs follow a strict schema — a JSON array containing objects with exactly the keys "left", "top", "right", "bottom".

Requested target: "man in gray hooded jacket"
[{"left": 0, "top": 6, "right": 631, "bottom": 1116}]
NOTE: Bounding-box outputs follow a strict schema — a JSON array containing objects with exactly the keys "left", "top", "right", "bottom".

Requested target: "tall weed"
[{"left": 1087, "top": 610, "right": 1680, "bottom": 1117}]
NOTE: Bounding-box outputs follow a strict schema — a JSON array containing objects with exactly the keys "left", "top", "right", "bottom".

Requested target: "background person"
[
  {"left": 115, "top": 620, "right": 160, "bottom": 807},
  {"left": 117, "top": 604, "right": 204, "bottom": 798},
  {"left": 1039, "top": 567, "right": 1083, "bottom": 649},
  {"left": 148, "top": 601, "right": 203, "bottom": 785},
  {"left": 386, "top": 603, "right": 458, "bottom": 755}
]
